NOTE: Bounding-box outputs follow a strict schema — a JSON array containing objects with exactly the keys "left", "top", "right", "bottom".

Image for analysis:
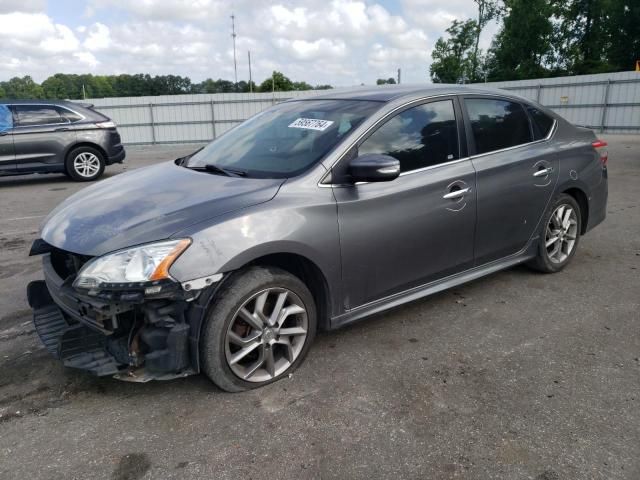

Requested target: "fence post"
[
  {"left": 536, "top": 84, "right": 542, "bottom": 103},
  {"left": 149, "top": 103, "right": 156, "bottom": 144},
  {"left": 600, "top": 79, "right": 611, "bottom": 133},
  {"left": 210, "top": 100, "right": 216, "bottom": 139}
]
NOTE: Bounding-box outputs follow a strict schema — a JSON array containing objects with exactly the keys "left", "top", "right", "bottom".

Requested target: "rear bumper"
[
  {"left": 586, "top": 170, "right": 608, "bottom": 232},
  {"left": 27, "top": 252, "right": 202, "bottom": 381},
  {"left": 106, "top": 145, "right": 126, "bottom": 165}
]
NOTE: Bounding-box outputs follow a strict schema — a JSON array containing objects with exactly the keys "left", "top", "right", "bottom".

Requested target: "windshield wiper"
[
  {"left": 205, "top": 164, "right": 248, "bottom": 177},
  {"left": 185, "top": 163, "right": 247, "bottom": 177}
]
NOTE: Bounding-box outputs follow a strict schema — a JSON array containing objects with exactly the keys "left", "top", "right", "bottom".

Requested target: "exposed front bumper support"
[{"left": 26, "top": 251, "right": 213, "bottom": 380}]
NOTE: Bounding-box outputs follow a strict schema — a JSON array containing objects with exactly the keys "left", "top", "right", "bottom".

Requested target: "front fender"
[{"left": 169, "top": 191, "right": 342, "bottom": 313}]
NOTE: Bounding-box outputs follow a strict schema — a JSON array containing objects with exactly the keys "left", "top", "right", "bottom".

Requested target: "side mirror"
[{"left": 349, "top": 153, "right": 400, "bottom": 183}]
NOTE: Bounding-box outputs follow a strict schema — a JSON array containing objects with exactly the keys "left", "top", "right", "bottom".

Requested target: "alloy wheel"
[
  {"left": 73, "top": 152, "right": 101, "bottom": 178},
  {"left": 225, "top": 288, "right": 308, "bottom": 383},
  {"left": 545, "top": 204, "right": 578, "bottom": 264}
]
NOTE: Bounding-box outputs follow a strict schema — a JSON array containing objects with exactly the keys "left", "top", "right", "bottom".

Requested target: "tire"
[
  {"left": 528, "top": 193, "right": 582, "bottom": 273},
  {"left": 200, "top": 267, "right": 317, "bottom": 392},
  {"left": 65, "top": 146, "right": 105, "bottom": 181}
]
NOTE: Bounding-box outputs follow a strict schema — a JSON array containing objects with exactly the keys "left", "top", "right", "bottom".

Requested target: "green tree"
[
  {"left": 1, "top": 76, "right": 44, "bottom": 99},
  {"left": 375, "top": 78, "right": 397, "bottom": 85},
  {"left": 605, "top": 0, "right": 640, "bottom": 72},
  {"left": 258, "top": 71, "right": 294, "bottom": 92},
  {"left": 486, "top": 0, "right": 555, "bottom": 80},
  {"left": 292, "top": 81, "right": 313, "bottom": 90},
  {"left": 430, "top": 19, "right": 478, "bottom": 83},
  {"left": 42, "top": 74, "right": 70, "bottom": 99},
  {"left": 469, "top": 0, "right": 503, "bottom": 81},
  {"left": 553, "top": 0, "right": 610, "bottom": 74},
  {"left": 195, "top": 78, "right": 236, "bottom": 93}
]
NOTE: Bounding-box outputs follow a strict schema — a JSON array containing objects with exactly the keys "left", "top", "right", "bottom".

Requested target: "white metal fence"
[{"left": 84, "top": 71, "right": 640, "bottom": 145}]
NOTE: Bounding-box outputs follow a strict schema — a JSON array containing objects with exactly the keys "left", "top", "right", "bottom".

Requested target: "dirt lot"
[{"left": 0, "top": 137, "right": 638, "bottom": 480}]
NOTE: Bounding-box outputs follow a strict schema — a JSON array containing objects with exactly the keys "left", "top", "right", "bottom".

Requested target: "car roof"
[
  {"left": 0, "top": 99, "right": 90, "bottom": 108},
  {"left": 302, "top": 84, "right": 527, "bottom": 103}
]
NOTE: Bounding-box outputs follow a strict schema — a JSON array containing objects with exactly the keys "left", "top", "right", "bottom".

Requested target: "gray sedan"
[{"left": 27, "top": 85, "right": 608, "bottom": 391}]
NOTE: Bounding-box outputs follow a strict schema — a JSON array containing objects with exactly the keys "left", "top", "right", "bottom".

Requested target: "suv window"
[
  {"left": 60, "top": 107, "right": 83, "bottom": 123},
  {"left": 465, "top": 98, "right": 532, "bottom": 154},
  {"left": 13, "top": 105, "right": 68, "bottom": 127},
  {"left": 359, "top": 100, "right": 459, "bottom": 172},
  {"left": 527, "top": 106, "right": 554, "bottom": 140}
]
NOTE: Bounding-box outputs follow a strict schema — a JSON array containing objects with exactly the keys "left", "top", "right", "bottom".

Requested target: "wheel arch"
[
  {"left": 64, "top": 142, "right": 107, "bottom": 164},
  {"left": 188, "top": 251, "right": 333, "bottom": 374},
  {"left": 240, "top": 252, "right": 332, "bottom": 331},
  {"left": 561, "top": 186, "right": 589, "bottom": 235}
]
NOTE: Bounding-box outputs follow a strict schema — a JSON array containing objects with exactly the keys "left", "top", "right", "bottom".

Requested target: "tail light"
[
  {"left": 94, "top": 120, "right": 116, "bottom": 129},
  {"left": 592, "top": 140, "right": 608, "bottom": 166}
]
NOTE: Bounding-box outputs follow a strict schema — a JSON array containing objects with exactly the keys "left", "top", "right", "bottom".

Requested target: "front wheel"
[
  {"left": 528, "top": 193, "right": 582, "bottom": 273},
  {"left": 65, "top": 146, "right": 105, "bottom": 181},
  {"left": 200, "top": 267, "right": 317, "bottom": 392}
]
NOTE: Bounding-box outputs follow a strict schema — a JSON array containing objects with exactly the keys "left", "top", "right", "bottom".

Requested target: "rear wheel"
[
  {"left": 528, "top": 194, "right": 582, "bottom": 273},
  {"left": 65, "top": 146, "right": 105, "bottom": 181},
  {"left": 200, "top": 267, "right": 317, "bottom": 392}
]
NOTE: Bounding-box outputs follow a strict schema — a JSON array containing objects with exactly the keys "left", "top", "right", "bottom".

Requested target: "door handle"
[
  {"left": 533, "top": 167, "right": 553, "bottom": 177},
  {"left": 443, "top": 187, "right": 470, "bottom": 199},
  {"left": 54, "top": 127, "right": 70, "bottom": 132}
]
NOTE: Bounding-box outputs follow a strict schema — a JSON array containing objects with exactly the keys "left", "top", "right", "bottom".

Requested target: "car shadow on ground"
[{"left": 0, "top": 263, "right": 538, "bottom": 426}]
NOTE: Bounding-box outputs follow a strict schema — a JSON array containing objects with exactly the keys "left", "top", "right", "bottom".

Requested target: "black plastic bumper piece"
[
  {"left": 63, "top": 349, "right": 121, "bottom": 376},
  {"left": 28, "top": 281, "right": 67, "bottom": 358},
  {"left": 28, "top": 280, "right": 123, "bottom": 376}
]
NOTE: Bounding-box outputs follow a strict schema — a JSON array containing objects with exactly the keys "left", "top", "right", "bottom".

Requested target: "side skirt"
[{"left": 330, "top": 240, "right": 538, "bottom": 330}]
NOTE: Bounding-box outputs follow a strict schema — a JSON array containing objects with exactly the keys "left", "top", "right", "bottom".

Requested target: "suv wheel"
[
  {"left": 65, "top": 146, "right": 105, "bottom": 181},
  {"left": 200, "top": 267, "right": 317, "bottom": 392},
  {"left": 528, "top": 193, "right": 582, "bottom": 273}
]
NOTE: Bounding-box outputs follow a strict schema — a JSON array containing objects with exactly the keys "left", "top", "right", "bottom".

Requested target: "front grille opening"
[{"left": 50, "top": 248, "right": 93, "bottom": 280}]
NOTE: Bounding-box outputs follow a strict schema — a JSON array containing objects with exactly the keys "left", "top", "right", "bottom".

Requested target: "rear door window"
[
  {"left": 13, "top": 105, "right": 67, "bottom": 127},
  {"left": 465, "top": 98, "right": 532, "bottom": 154},
  {"left": 527, "top": 106, "right": 555, "bottom": 140},
  {"left": 359, "top": 99, "right": 460, "bottom": 172}
]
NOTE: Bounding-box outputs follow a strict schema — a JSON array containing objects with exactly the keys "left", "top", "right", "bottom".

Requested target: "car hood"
[{"left": 40, "top": 161, "right": 284, "bottom": 256}]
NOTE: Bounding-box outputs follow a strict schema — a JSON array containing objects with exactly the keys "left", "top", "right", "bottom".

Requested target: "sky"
[{"left": 0, "top": 0, "right": 498, "bottom": 87}]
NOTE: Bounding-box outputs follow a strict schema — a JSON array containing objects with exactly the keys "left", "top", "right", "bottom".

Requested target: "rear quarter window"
[
  {"left": 527, "top": 106, "right": 555, "bottom": 140},
  {"left": 60, "top": 107, "right": 83, "bottom": 123}
]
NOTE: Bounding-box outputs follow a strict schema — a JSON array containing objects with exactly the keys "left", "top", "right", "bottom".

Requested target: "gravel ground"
[{"left": 0, "top": 137, "right": 638, "bottom": 480}]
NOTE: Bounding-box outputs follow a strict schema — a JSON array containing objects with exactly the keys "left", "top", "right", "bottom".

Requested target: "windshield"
[{"left": 186, "top": 99, "right": 382, "bottom": 178}]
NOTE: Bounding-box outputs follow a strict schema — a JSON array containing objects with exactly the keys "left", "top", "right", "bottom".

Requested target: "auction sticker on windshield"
[{"left": 288, "top": 118, "right": 334, "bottom": 131}]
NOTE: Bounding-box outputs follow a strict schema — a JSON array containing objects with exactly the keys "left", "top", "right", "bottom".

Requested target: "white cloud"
[
  {"left": 2, "top": 0, "right": 489, "bottom": 86},
  {"left": 0, "top": 0, "right": 45, "bottom": 14},
  {"left": 74, "top": 51, "right": 100, "bottom": 67},
  {"left": 84, "top": 23, "right": 111, "bottom": 51}
]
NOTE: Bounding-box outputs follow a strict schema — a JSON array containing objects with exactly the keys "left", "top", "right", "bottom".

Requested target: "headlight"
[{"left": 73, "top": 239, "right": 191, "bottom": 289}]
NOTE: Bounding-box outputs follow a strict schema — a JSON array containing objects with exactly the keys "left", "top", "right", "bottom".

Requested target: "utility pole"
[
  {"left": 248, "top": 50, "right": 253, "bottom": 93},
  {"left": 231, "top": 13, "right": 238, "bottom": 86},
  {"left": 397, "top": 68, "right": 401, "bottom": 85}
]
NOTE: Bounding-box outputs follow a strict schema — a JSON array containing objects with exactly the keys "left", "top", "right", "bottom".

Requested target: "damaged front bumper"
[{"left": 27, "top": 246, "right": 220, "bottom": 382}]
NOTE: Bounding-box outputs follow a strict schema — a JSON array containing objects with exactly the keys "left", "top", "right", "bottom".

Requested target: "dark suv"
[{"left": 0, "top": 100, "right": 125, "bottom": 181}]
